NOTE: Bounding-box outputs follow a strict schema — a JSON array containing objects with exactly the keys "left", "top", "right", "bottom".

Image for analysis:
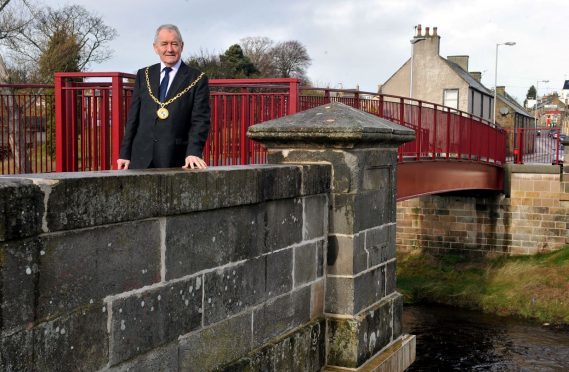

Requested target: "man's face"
[{"left": 153, "top": 29, "right": 183, "bottom": 67}]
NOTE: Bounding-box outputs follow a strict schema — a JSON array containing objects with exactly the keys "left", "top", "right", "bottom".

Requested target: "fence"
[
  {"left": 0, "top": 84, "right": 55, "bottom": 174},
  {"left": 2, "top": 76, "right": 516, "bottom": 174},
  {"left": 299, "top": 88, "right": 506, "bottom": 165},
  {"left": 507, "top": 127, "right": 564, "bottom": 165}
]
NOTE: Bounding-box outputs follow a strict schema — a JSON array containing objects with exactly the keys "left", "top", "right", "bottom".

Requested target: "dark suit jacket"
[{"left": 119, "top": 62, "right": 211, "bottom": 169}]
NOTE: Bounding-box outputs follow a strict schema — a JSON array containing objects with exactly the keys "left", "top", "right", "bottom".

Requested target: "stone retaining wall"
[
  {"left": 397, "top": 165, "right": 569, "bottom": 255},
  {"left": 1, "top": 165, "right": 330, "bottom": 371}
]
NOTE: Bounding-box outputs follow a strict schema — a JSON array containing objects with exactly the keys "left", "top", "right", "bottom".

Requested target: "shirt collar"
[{"left": 160, "top": 59, "right": 182, "bottom": 73}]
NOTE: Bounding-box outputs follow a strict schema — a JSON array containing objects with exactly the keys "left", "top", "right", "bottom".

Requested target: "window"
[{"left": 443, "top": 89, "right": 459, "bottom": 109}]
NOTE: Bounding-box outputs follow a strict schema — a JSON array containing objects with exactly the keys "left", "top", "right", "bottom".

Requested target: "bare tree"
[
  {"left": 4, "top": 4, "right": 117, "bottom": 79},
  {"left": 239, "top": 36, "right": 275, "bottom": 77},
  {"left": 0, "top": 0, "right": 35, "bottom": 41},
  {"left": 271, "top": 40, "right": 311, "bottom": 80}
]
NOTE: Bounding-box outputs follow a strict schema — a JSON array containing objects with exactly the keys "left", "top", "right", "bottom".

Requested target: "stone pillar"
[{"left": 248, "top": 102, "right": 416, "bottom": 371}]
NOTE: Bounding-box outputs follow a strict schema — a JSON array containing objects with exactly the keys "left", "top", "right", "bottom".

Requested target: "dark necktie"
[{"left": 159, "top": 67, "right": 172, "bottom": 102}]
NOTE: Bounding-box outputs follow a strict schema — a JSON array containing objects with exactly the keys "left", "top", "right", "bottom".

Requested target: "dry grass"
[{"left": 397, "top": 246, "right": 569, "bottom": 324}]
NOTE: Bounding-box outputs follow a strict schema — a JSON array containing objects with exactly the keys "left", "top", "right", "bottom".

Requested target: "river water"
[{"left": 403, "top": 304, "right": 569, "bottom": 371}]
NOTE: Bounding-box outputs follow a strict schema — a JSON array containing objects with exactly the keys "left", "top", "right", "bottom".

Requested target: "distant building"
[
  {"left": 561, "top": 80, "right": 569, "bottom": 105},
  {"left": 538, "top": 93, "right": 568, "bottom": 134},
  {"left": 495, "top": 86, "right": 534, "bottom": 155},
  {"left": 380, "top": 25, "right": 494, "bottom": 122}
]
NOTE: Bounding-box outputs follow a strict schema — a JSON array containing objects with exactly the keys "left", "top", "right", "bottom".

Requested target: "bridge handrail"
[{"left": 1, "top": 76, "right": 507, "bottom": 173}]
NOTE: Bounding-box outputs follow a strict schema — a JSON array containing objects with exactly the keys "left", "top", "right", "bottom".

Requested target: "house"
[
  {"left": 561, "top": 80, "right": 569, "bottom": 105},
  {"left": 495, "top": 86, "right": 533, "bottom": 130},
  {"left": 380, "top": 25, "right": 494, "bottom": 122},
  {"left": 495, "top": 86, "right": 534, "bottom": 155},
  {"left": 538, "top": 93, "right": 568, "bottom": 134}
]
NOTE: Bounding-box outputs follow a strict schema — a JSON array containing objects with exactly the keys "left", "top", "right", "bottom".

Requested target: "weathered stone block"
[
  {"left": 266, "top": 248, "right": 293, "bottom": 296},
  {"left": 386, "top": 260, "right": 397, "bottom": 296},
  {"left": 38, "top": 220, "right": 161, "bottom": 319},
  {"left": 327, "top": 233, "right": 367, "bottom": 275},
  {"left": 178, "top": 312, "right": 252, "bottom": 371},
  {"left": 331, "top": 191, "right": 391, "bottom": 235},
  {"left": 393, "top": 293, "right": 403, "bottom": 340},
  {"left": 310, "top": 279, "right": 325, "bottom": 319},
  {"left": 267, "top": 148, "right": 397, "bottom": 195},
  {"left": 220, "top": 319, "right": 326, "bottom": 372},
  {"left": 41, "top": 172, "right": 163, "bottom": 231},
  {"left": 252, "top": 286, "right": 311, "bottom": 346},
  {"left": 294, "top": 241, "right": 318, "bottom": 286},
  {"left": 299, "top": 164, "right": 331, "bottom": 196},
  {"left": 366, "top": 224, "right": 393, "bottom": 268},
  {"left": 256, "top": 165, "right": 302, "bottom": 201},
  {"left": 203, "top": 257, "right": 266, "bottom": 325},
  {"left": 303, "top": 194, "right": 328, "bottom": 241},
  {"left": 0, "top": 179, "right": 43, "bottom": 241},
  {"left": 362, "top": 165, "right": 391, "bottom": 191},
  {"left": 317, "top": 244, "right": 325, "bottom": 281},
  {"left": 160, "top": 167, "right": 261, "bottom": 214},
  {"left": 0, "top": 237, "right": 40, "bottom": 332},
  {"left": 33, "top": 304, "right": 109, "bottom": 371},
  {"left": 263, "top": 198, "right": 303, "bottom": 252},
  {"left": 108, "top": 276, "right": 202, "bottom": 365},
  {"left": 105, "top": 342, "right": 178, "bottom": 372},
  {"left": 327, "top": 293, "right": 400, "bottom": 368},
  {"left": 0, "top": 328, "right": 33, "bottom": 372},
  {"left": 326, "top": 264, "right": 386, "bottom": 315},
  {"left": 165, "top": 205, "right": 262, "bottom": 279},
  {"left": 267, "top": 150, "right": 359, "bottom": 193}
]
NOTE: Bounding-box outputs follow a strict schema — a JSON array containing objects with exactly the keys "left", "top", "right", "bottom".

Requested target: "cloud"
[{"left": 35, "top": 0, "right": 569, "bottom": 102}]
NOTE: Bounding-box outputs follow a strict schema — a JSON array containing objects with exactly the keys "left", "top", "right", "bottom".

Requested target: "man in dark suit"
[{"left": 118, "top": 24, "right": 210, "bottom": 170}]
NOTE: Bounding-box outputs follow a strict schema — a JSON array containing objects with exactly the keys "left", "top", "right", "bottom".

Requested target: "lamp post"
[
  {"left": 493, "top": 41, "right": 516, "bottom": 125},
  {"left": 409, "top": 36, "right": 427, "bottom": 98},
  {"left": 535, "top": 79, "right": 549, "bottom": 128}
]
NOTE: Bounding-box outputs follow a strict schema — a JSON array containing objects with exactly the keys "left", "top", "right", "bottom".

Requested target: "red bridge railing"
[
  {"left": 299, "top": 88, "right": 506, "bottom": 166},
  {"left": 2, "top": 75, "right": 516, "bottom": 173},
  {"left": 0, "top": 83, "right": 56, "bottom": 174}
]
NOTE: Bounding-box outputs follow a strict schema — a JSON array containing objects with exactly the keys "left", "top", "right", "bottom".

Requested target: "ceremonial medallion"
[
  {"left": 144, "top": 67, "right": 204, "bottom": 121},
  {"left": 157, "top": 107, "right": 169, "bottom": 119}
]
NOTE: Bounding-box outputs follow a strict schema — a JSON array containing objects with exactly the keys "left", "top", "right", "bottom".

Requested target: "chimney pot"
[
  {"left": 417, "top": 24, "right": 422, "bottom": 36},
  {"left": 433, "top": 27, "right": 438, "bottom": 36},
  {"left": 425, "top": 27, "right": 430, "bottom": 36}
]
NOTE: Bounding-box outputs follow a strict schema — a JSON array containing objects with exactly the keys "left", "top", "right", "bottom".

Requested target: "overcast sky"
[{"left": 40, "top": 0, "right": 568, "bottom": 104}]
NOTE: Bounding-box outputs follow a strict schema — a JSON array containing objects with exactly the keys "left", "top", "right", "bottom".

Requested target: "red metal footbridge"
[{"left": 0, "top": 74, "right": 563, "bottom": 200}]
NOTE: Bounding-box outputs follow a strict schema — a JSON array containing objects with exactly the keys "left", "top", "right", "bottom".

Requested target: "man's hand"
[
  {"left": 182, "top": 155, "right": 207, "bottom": 169},
  {"left": 117, "top": 159, "right": 130, "bottom": 170}
]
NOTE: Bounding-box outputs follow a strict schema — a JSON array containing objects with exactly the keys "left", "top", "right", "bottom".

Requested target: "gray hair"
[{"left": 154, "top": 24, "right": 183, "bottom": 44}]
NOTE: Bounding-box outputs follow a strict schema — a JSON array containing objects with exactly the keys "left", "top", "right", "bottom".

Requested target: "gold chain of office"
[{"left": 144, "top": 67, "right": 205, "bottom": 120}]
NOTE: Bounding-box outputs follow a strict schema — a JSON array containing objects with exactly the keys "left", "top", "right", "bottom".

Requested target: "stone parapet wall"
[
  {"left": 397, "top": 165, "right": 569, "bottom": 255},
  {"left": 1, "top": 165, "right": 330, "bottom": 371}
]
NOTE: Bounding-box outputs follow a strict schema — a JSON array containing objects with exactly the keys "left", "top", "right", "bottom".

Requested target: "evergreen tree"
[
  {"left": 526, "top": 85, "right": 536, "bottom": 100},
  {"left": 38, "top": 29, "right": 80, "bottom": 82},
  {"left": 219, "top": 44, "right": 259, "bottom": 78}
]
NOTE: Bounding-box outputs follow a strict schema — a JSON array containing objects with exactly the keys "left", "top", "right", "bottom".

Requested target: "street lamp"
[
  {"left": 409, "top": 36, "right": 427, "bottom": 98},
  {"left": 535, "top": 79, "right": 549, "bottom": 128},
  {"left": 493, "top": 41, "right": 516, "bottom": 125}
]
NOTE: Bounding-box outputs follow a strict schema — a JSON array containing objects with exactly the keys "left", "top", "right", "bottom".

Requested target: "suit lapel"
[
  {"left": 149, "top": 63, "right": 161, "bottom": 100},
  {"left": 166, "top": 62, "right": 189, "bottom": 99}
]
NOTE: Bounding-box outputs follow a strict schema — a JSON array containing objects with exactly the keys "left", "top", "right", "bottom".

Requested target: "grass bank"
[{"left": 397, "top": 246, "right": 569, "bottom": 325}]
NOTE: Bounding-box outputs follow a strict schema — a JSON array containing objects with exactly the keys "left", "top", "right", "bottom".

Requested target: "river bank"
[{"left": 396, "top": 246, "right": 569, "bottom": 325}]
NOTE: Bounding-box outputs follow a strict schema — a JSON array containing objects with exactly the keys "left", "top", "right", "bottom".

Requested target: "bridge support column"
[{"left": 248, "top": 102, "right": 416, "bottom": 371}]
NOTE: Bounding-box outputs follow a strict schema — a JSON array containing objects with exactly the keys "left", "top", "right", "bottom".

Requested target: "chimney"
[
  {"left": 411, "top": 24, "right": 440, "bottom": 56},
  {"left": 469, "top": 71, "right": 482, "bottom": 82},
  {"left": 447, "top": 56, "right": 469, "bottom": 71},
  {"left": 496, "top": 86, "right": 506, "bottom": 97}
]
